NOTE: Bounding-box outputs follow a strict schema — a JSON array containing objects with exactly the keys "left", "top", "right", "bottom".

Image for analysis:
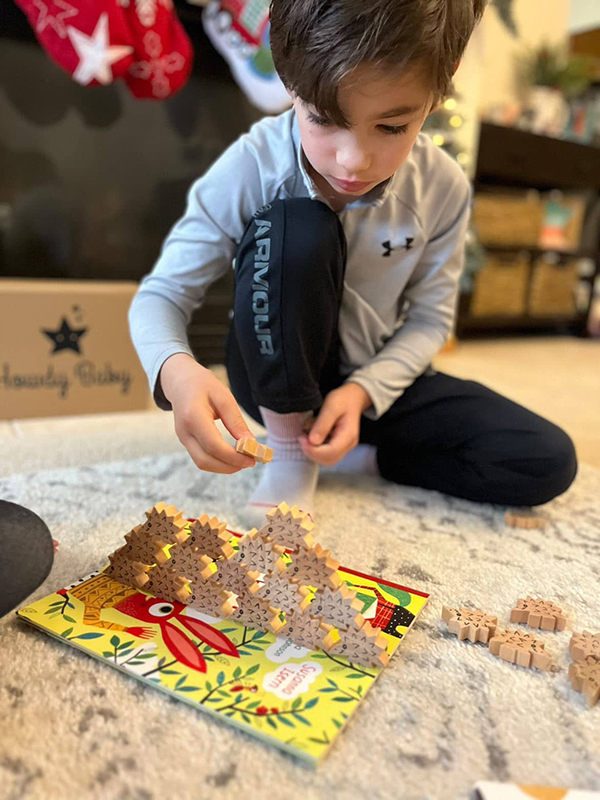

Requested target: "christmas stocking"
[
  {"left": 122, "top": 0, "right": 194, "bottom": 99},
  {"left": 202, "top": 0, "right": 291, "bottom": 114},
  {"left": 13, "top": 0, "right": 135, "bottom": 86}
]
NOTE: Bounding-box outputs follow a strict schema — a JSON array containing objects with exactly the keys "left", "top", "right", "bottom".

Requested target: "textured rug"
[{"left": 1, "top": 454, "right": 599, "bottom": 800}]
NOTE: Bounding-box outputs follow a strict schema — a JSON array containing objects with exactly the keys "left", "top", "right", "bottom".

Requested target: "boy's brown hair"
[{"left": 270, "top": 0, "right": 487, "bottom": 126}]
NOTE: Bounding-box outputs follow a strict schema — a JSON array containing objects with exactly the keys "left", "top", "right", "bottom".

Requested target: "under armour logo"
[{"left": 382, "top": 237, "right": 414, "bottom": 256}]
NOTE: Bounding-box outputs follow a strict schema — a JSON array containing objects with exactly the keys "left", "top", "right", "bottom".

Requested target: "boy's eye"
[
  {"left": 307, "top": 111, "right": 332, "bottom": 127},
  {"left": 379, "top": 124, "right": 409, "bottom": 136}
]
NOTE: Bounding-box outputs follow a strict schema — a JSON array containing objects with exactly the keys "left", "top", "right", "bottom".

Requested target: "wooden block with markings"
[
  {"left": 326, "top": 620, "right": 389, "bottom": 669},
  {"left": 509, "top": 597, "right": 567, "bottom": 632},
  {"left": 489, "top": 628, "right": 552, "bottom": 671},
  {"left": 301, "top": 584, "right": 365, "bottom": 632},
  {"left": 441, "top": 606, "right": 498, "bottom": 644},
  {"left": 235, "top": 437, "right": 273, "bottom": 463}
]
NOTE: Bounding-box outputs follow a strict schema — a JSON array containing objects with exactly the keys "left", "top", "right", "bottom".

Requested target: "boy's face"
[{"left": 293, "top": 65, "right": 433, "bottom": 204}]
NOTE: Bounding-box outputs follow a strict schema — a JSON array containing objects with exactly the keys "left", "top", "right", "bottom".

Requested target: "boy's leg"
[
  {"left": 361, "top": 370, "right": 577, "bottom": 507},
  {"left": 227, "top": 198, "right": 346, "bottom": 524}
]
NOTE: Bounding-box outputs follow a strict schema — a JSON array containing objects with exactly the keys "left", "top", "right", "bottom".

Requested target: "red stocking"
[
  {"left": 122, "top": 0, "right": 194, "bottom": 99},
  {"left": 14, "top": 0, "right": 135, "bottom": 86}
]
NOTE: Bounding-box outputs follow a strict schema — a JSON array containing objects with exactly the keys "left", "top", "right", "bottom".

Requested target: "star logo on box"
[{"left": 42, "top": 317, "right": 87, "bottom": 355}]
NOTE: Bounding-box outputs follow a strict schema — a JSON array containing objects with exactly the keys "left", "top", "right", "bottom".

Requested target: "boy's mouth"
[{"left": 332, "top": 177, "right": 372, "bottom": 193}]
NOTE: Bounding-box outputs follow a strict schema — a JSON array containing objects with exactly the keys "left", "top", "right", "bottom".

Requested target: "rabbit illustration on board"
[{"left": 58, "top": 572, "right": 239, "bottom": 672}]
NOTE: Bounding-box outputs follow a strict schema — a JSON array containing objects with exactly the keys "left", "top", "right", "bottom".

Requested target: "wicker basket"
[
  {"left": 529, "top": 256, "right": 580, "bottom": 317},
  {"left": 470, "top": 252, "right": 530, "bottom": 317},
  {"left": 473, "top": 193, "right": 544, "bottom": 246}
]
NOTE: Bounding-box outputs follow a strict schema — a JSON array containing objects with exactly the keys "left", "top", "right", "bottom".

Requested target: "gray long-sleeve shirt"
[{"left": 129, "top": 108, "right": 471, "bottom": 419}]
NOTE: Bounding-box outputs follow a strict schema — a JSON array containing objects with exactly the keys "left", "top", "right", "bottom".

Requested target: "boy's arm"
[
  {"left": 128, "top": 132, "right": 270, "bottom": 409},
  {"left": 347, "top": 182, "right": 471, "bottom": 419}
]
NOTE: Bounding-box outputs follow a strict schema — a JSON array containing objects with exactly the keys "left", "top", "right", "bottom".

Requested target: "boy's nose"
[{"left": 335, "top": 142, "right": 372, "bottom": 176}]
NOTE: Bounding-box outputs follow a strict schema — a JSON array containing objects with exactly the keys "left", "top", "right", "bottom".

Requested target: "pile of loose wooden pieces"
[
  {"left": 442, "top": 600, "right": 600, "bottom": 708},
  {"left": 106, "top": 501, "right": 390, "bottom": 670}
]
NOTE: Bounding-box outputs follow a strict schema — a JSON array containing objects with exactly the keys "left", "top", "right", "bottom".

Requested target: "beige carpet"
[{"left": 1, "top": 337, "right": 599, "bottom": 800}]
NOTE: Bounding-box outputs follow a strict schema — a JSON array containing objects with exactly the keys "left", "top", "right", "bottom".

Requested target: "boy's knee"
[
  {"left": 520, "top": 424, "right": 577, "bottom": 505},
  {"left": 238, "top": 198, "right": 345, "bottom": 277}
]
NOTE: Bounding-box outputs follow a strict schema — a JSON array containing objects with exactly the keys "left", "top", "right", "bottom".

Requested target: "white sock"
[
  {"left": 242, "top": 408, "right": 319, "bottom": 530},
  {"left": 323, "top": 444, "right": 379, "bottom": 476}
]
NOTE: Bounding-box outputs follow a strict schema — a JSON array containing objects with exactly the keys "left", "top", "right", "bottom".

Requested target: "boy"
[{"left": 129, "top": 0, "right": 577, "bottom": 528}]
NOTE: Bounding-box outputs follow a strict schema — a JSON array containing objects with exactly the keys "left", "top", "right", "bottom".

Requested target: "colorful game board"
[{"left": 18, "top": 530, "right": 429, "bottom": 765}]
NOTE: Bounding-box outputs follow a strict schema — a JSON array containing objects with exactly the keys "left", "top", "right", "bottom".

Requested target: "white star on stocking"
[
  {"left": 67, "top": 13, "right": 133, "bottom": 86},
  {"left": 33, "top": 0, "right": 79, "bottom": 38}
]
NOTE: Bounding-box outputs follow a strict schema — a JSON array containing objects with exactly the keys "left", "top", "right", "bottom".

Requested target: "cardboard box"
[{"left": 0, "top": 280, "right": 152, "bottom": 419}]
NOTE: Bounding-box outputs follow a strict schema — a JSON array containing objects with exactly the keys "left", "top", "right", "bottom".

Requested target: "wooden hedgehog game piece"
[
  {"left": 441, "top": 606, "right": 499, "bottom": 644},
  {"left": 504, "top": 509, "right": 547, "bottom": 530},
  {"left": 510, "top": 597, "right": 567, "bottom": 632},
  {"left": 255, "top": 572, "right": 306, "bottom": 614},
  {"left": 199, "top": 552, "right": 261, "bottom": 597},
  {"left": 106, "top": 551, "right": 150, "bottom": 589},
  {"left": 569, "top": 631, "right": 600, "bottom": 664},
  {"left": 285, "top": 543, "right": 341, "bottom": 591},
  {"left": 235, "top": 437, "right": 273, "bottom": 463},
  {"left": 257, "top": 501, "right": 314, "bottom": 552},
  {"left": 569, "top": 657, "right": 600, "bottom": 708},
  {"left": 301, "top": 584, "right": 365, "bottom": 632},
  {"left": 488, "top": 628, "right": 552, "bottom": 671},
  {"left": 231, "top": 591, "right": 285, "bottom": 633},
  {"left": 186, "top": 580, "right": 236, "bottom": 618},
  {"left": 324, "top": 620, "right": 390, "bottom": 669},
  {"left": 186, "top": 514, "right": 234, "bottom": 560},
  {"left": 234, "top": 529, "right": 286, "bottom": 574},
  {"left": 142, "top": 503, "right": 188, "bottom": 544},
  {"left": 280, "top": 609, "right": 333, "bottom": 651},
  {"left": 143, "top": 564, "right": 191, "bottom": 604}
]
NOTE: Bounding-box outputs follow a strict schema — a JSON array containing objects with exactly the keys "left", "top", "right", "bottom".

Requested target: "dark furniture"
[{"left": 457, "top": 122, "right": 600, "bottom": 337}]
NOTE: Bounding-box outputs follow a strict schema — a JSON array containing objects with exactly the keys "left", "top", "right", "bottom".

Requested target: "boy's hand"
[
  {"left": 299, "top": 382, "right": 372, "bottom": 466},
  {"left": 160, "top": 353, "right": 256, "bottom": 474}
]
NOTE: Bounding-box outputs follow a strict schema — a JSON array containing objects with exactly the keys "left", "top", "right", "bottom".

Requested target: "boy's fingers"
[
  {"left": 309, "top": 402, "right": 339, "bottom": 446},
  {"left": 216, "top": 390, "right": 255, "bottom": 442},
  {"left": 183, "top": 409, "right": 254, "bottom": 469},
  {"left": 184, "top": 435, "right": 244, "bottom": 474}
]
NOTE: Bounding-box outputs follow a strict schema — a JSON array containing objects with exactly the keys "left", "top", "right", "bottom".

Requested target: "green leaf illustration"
[
  {"left": 205, "top": 681, "right": 213, "bottom": 691},
  {"left": 304, "top": 697, "right": 319, "bottom": 709},
  {"left": 233, "top": 667, "right": 242, "bottom": 680},
  {"left": 217, "top": 671, "right": 225, "bottom": 686},
  {"left": 333, "top": 718, "right": 342, "bottom": 729},
  {"left": 175, "top": 676, "right": 187, "bottom": 689},
  {"left": 119, "top": 640, "right": 135, "bottom": 650},
  {"left": 326, "top": 678, "right": 338, "bottom": 688},
  {"left": 291, "top": 698, "right": 302, "bottom": 710},
  {"left": 318, "top": 687, "right": 336, "bottom": 693},
  {"left": 292, "top": 713, "right": 310, "bottom": 726},
  {"left": 277, "top": 715, "right": 295, "bottom": 728},
  {"left": 71, "top": 632, "right": 104, "bottom": 640},
  {"left": 179, "top": 686, "right": 199, "bottom": 693},
  {"left": 110, "top": 635, "right": 121, "bottom": 648},
  {"left": 266, "top": 716, "right": 278, "bottom": 730},
  {"left": 333, "top": 697, "right": 354, "bottom": 702},
  {"left": 61, "top": 627, "right": 73, "bottom": 638},
  {"left": 347, "top": 673, "right": 364, "bottom": 679},
  {"left": 241, "top": 714, "right": 251, "bottom": 724},
  {"left": 245, "top": 664, "right": 260, "bottom": 676},
  {"left": 246, "top": 700, "right": 261, "bottom": 710}
]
